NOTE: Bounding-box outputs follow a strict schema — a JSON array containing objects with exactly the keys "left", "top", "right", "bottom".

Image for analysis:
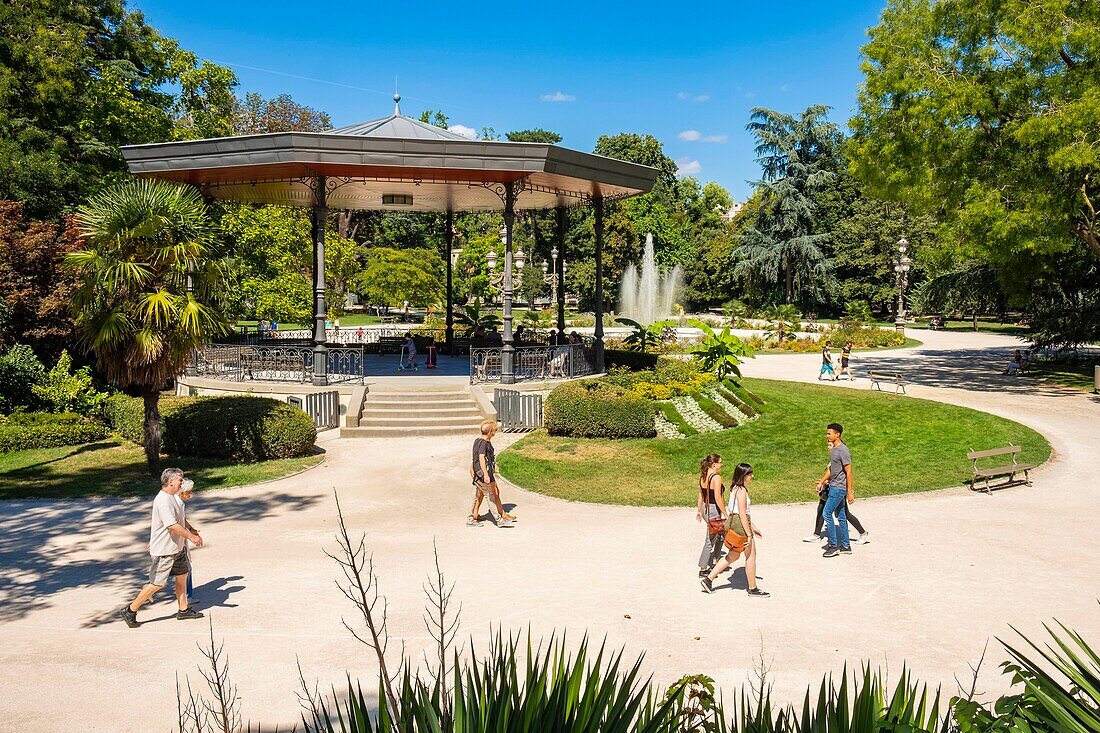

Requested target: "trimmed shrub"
[
  {"left": 692, "top": 392, "right": 738, "bottom": 428},
  {"left": 0, "top": 412, "right": 109, "bottom": 453},
  {"left": 723, "top": 379, "right": 766, "bottom": 408},
  {"left": 105, "top": 394, "right": 316, "bottom": 460},
  {"left": 546, "top": 380, "right": 656, "bottom": 439},
  {"left": 718, "top": 385, "right": 757, "bottom": 417},
  {"left": 605, "top": 349, "right": 660, "bottom": 371},
  {"left": 656, "top": 401, "right": 698, "bottom": 437}
]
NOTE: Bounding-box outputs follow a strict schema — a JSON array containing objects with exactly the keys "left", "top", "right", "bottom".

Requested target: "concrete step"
[
  {"left": 362, "top": 416, "right": 484, "bottom": 428},
  {"left": 363, "top": 406, "right": 482, "bottom": 419},
  {"left": 365, "top": 398, "right": 476, "bottom": 410},
  {"left": 366, "top": 390, "right": 472, "bottom": 402},
  {"left": 341, "top": 425, "right": 481, "bottom": 438}
]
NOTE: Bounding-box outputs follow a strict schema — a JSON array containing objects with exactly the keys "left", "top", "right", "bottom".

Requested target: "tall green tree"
[
  {"left": 734, "top": 106, "right": 842, "bottom": 305},
  {"left": 506, "top": 129, "right": 563, "bottom": 144},
  {"left": 0, "top": 0, "right": 237, "bottom": 217},
  {"left": 354, "top": 247, "right": 444, "bottom": 310},
  {"left": 850, "top": 0, "right": 1100, "bottom": 264},
  {"left": 234, "top": 92, "right": 331, "bottom": 135},
  {"left": 69, "top": 179, "right": 229, "bottom": 472}
]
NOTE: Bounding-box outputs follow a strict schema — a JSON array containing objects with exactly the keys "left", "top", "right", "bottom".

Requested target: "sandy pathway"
[{"left": 1, "top": 329, "right": 1097, "bottom": 731}]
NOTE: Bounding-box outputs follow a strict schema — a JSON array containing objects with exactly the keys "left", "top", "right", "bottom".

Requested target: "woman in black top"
[{"left": 695, "top": 453, "right": 727, "bottom": 578}]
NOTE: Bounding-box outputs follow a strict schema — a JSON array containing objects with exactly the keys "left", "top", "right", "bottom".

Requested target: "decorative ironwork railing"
[
  {"left": 193, "top": 344, "right": 368, "bottom": 384},
  {"left": 470, "top": 343, "right": 595, "bottom": 384}
]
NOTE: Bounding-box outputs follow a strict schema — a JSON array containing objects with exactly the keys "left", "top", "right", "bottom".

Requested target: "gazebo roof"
[{"left": 121, "top": 97, "right": 657, "bottom": 212}]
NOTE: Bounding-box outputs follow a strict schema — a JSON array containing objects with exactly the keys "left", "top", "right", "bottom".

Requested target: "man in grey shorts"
[{"left": 119, "top": 467, "right": 204, "bottom": 627}]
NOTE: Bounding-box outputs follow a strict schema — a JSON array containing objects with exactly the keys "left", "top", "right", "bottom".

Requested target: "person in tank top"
[{"left": 702, "top": 463, "right": 769, "bottom": 597}]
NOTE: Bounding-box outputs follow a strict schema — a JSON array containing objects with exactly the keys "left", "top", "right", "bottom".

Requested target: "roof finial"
[{"left": 393, "top": 78, "right": 401, "bottom": 116}]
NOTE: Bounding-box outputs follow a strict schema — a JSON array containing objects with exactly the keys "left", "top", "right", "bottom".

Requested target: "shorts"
[
  {"left": 820, "top": 363, "right": 835, "bottom": 374},
  {"left": 148, "top": 551, "right": 190, "bottom": 586},
  {"left": 472, "top": 480, "right": 500, "bottom": 504}
]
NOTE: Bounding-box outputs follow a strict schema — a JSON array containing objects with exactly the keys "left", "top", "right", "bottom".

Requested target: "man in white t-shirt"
[{"left": 119, "top": 467, "right": 204, "bottom": 627}]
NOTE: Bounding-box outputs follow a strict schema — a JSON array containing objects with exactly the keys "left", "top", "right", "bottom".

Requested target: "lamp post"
[
  {"left": 540, "top": 246, "right": 560, "bottom": 306},
  {"left": 486, "top": 239, "right": 526, "bottom": 303},
  {"left": 893, "top": 237, "right": 912, "bottom": 334}
]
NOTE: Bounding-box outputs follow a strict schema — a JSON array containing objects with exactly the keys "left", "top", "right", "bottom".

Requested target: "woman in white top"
[{"left": 702, "top": 463, "right": 769, "bottom": 597}]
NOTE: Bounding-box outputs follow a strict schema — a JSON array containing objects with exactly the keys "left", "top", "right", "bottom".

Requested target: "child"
[
  {"left": 399, "top": 332, "right": 418, "bottom": 371},
  {"left": 818, "top": 340, "right": 837, "bottom": 381},
  {"left": 177, "top": 478, "right": 198, "bottom": 599},
  {"left": 425, "top": 337, "right": 438, "bottom": 369}
]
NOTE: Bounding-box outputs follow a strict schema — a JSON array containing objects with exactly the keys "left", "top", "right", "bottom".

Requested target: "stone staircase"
[{"left": 340, "top": 386, "right": 485, "bottom": 438}]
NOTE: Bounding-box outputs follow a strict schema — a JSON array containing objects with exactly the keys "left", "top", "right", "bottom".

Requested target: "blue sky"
[{"left": 137, "top": 0, "right": 888, "bottom": 201}]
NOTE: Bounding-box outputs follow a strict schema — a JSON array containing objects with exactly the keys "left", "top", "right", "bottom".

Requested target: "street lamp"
[
  {"left": 894, "top": 237, "right": 912, "bottom": 334},
  {"left": 486, "top": 238, "right": 525, "bottom": 302},
  {"left": 539, "top": 246, "right": 561, "bottom": 306}
]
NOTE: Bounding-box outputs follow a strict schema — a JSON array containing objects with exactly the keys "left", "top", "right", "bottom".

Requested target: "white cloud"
[
  {"left": 779, "top": 84, "right": 789, "bottom": 92},
  {"left": 447, "top": 124, "right": 478, "bottom": 140},
  {"left": 678, "top": 130, "right": 726, "bottom": 143},
  {"left": 677, "top": 92, "right": 710, "bottom": 102},
  {"left": 676, "top": 157, "right": 701, "bottom": 176},
  {"left": 540, "top": 91, "right": 576, "bottom": 102}
]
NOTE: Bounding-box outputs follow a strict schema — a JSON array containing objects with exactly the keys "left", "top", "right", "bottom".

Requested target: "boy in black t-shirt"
[{"left": 469, "top": 420, "right": 515, "bottom": 527}]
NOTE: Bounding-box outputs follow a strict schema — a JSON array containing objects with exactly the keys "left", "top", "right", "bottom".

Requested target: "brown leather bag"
[{"left": 702, "top": 478, "right": 725, "bottom": 534}]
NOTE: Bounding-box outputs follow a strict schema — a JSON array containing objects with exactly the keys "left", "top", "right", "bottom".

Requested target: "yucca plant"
[
  {"left": 70, "top": 179, "right": 230, "bottom": 472},
  {"left": 762, "top": 304, "right": 801, "bottom": 344}
]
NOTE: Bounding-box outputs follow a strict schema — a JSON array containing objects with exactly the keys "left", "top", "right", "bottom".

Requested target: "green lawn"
[
  {"left": 1028, "top": 362, "right": 1097, "bottom": 392},
  {"left": 497, "top": 378, "right": 1050, "bottom": 507},
  {"left": 0, "top": 440, "right": 325, "bottom": 500},
  {"left": 907, "top": 318, "right": 1028, "bottom": 336}
]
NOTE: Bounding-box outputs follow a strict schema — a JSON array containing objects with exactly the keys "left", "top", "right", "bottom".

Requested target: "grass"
[
  {"left": 0, "top": 439, "right": 325, "bottom": 500},
  {"left": 497, "top": 378, "right": 1050, "bottom": 507},
  {"left": 907, "top": 317, "right": 1029, "bottom": 336},
  {"left": 1028, "top": 361, "right": 1097, "bottom": 392}
]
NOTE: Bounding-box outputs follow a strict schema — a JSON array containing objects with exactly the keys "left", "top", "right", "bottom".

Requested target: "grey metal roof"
[
  {"left": 328, "top": 114, "right": 474, "bottom": 141},
  {"left": 120, "top": 113, "right": 658, "bottom": 212}
]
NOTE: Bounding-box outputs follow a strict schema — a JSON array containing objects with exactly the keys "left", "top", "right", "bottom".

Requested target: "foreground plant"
[{"left": 688, "top": 319, "right": 754, "bottom": 382}]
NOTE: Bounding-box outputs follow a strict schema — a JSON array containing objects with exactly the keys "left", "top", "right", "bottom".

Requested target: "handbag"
[
  {"left": 703, "top": 478, "right": 726, "bottom": 535},
  {"left": 724, "top": 487, "right": 751, "bottom": 546}
]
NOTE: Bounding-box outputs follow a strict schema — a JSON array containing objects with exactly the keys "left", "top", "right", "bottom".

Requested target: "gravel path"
[{"left": 1, "top": 329, "right": 1097, "bottom": 731}]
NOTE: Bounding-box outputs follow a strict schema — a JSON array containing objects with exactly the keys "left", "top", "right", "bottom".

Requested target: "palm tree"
[
  {"left": 69, "top": 179, "right": 229, "bottom": 473},
  {"left": 734, "top": 106, "right": 840, "bottom": 304}
]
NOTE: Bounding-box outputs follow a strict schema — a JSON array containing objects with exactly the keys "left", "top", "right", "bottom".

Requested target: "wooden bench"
[
  {"left": 928, "top": 316, "right": 945, "bottom": 330},
  {"left": 967, "top": 445, "right": 1036, "bottom": 493},
  {"left": 868, "top": 371, "right": 907, "bottom": 394}
]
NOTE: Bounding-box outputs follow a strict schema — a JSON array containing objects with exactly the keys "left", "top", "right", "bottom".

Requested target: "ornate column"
[
  {"left": 555, "top": 205, "right": 567, "bottom": 334},
  {"left": 593, "top": 195, "right": 605, "bottom": 373},
  {"left": 311, "top": 176, "right": 329, "bottom": 386},
  {"left": 445, "top": 210, "right": 455, "bottom": 355},
  {"left": 501, "top": 182, "right": 517, "bottom": 384}
]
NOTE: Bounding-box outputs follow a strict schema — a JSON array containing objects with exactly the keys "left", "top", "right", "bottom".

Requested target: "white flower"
[
  {"left": 654, "top": 412, "right": 686, "bottom": 439},
  {"left": 671, "top": 396, "right": 724, "bottom": 433}
]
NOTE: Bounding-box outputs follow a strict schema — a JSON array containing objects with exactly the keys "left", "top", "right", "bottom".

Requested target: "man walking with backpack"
[{"left": 817, "top": 423, "right": 854, "bottom": 557}]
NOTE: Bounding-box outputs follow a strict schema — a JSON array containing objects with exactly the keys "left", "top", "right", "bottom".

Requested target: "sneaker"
[
  {"left": 698, "top": 568, "right": 710, "bottom": 578},
  {"left": 700, "top": 576, "right": 714, "bottom": 594},
  {"left": 466, "top": 515, "right": 483, "bottom": 527},
  {"left": 176, "top": 606, "right": 204, "bottom": 621},
  {"left": 839, "top": 546, "right": 853, "bottom": 554},
  {"left": 802, "top": 533, "right": 823, "bottom": 543},
  {"left": 857, "top": 532, "right": 871, "bottom": 544},
  {"left": 119, "top": 604, "right": 139, "bottom": 628},
  {"left": 495, "top": 518, "right": 515, "bottom": 528},
  {"left": 822, "top": 546, "right": 840, "bottom": 558},
  {"left": 746, "top": 587, "right": 770, "bottom": 597}
]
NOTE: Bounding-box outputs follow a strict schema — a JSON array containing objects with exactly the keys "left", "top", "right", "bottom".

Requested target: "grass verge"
[
  {"left": 0, "top": 440, "right": 325, "bottom": 500},
  {"left": 1027, "top": 362, "right": 1097, "bottom": 392},
  {"left": 497, "top": 378, "right": 1050, "bottom": 506}
]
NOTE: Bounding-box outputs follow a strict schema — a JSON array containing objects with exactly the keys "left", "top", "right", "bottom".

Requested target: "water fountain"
[{"left": 618, "top": 233, "right": 683, "bottom": 324}]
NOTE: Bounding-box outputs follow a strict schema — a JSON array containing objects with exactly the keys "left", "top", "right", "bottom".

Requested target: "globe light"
[
  {"left": 486, "top": 249, "right": 498, "bottom": 270},
  {"left": 515, "top": 248, "right": 526, "bottom": 269}
]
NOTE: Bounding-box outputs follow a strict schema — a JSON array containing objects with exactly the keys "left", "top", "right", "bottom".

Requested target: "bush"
[
  {"left": 604, "top": 349, "right": 659, "bottom": 371},
  {"left": 105, "top": 394, "right": 316, "bottom": 460},
  {"left": 0, "top": 343, "right": 46, "bottom": 413},
  {"left": 655, "top": 401, "right": 697, "bottom": 436},
  {"left": 31, "top": 350, "right": 109, "bottom": 416},
  {"left": 0, "top": 411, "right": 109, "bottom": 453},
  {"left": 603, "top": 359, "right": 716, "bottom": 401},
  {"left": 692, "top": 392, "right": 738, "bottom": 428},
  {"left": 545, "top": 380, "right": 656, "bottom": 439}
]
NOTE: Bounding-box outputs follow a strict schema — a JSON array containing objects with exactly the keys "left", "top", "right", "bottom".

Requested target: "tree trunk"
[
  {"left": 784, "top": 256, "right": 794, "bottom": 304},
  {"left": 142, "top": 390, "right": 162, "bottom": 476},
  {"left": 973, "top": 311, "right": 979, "bottom": 331}
]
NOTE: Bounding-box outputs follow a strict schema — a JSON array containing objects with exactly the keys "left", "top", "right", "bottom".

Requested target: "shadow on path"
[{"left": 0, "top": 493, "right": 320, "bottom": 623}]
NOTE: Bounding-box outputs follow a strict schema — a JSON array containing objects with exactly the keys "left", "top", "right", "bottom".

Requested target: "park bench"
[
  {"left": 967, "top": 445, "right": 1036, "bottom": 493},
  {"left": 868, "top": 371, "right": 907, "bottom": 394},
  {"left": 928, "top": 316, "right": 946, "bottom": 330}
]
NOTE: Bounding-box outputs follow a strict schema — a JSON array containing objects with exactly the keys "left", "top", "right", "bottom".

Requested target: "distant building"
[{"left": 717, "top": 200, "right": 745, "bottom": 222}]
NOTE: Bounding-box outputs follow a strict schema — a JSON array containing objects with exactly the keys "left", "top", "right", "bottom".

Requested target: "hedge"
[
  {"left": 604, "top": 349, "right": 660, "bottom": 371},
  {"left": 656, "top": 401, "right": 698, "bottom": 437},
  {"left": 0, "top": 412, "right": 109, "bottom": 453},
  {"left": 717, "top": 386, "right": 757, "bottom": 418},
  {"left": 104, "top": 394, "right": 317, "bottom": 460},
  {"left": 692, "top": 393, "right": 738, "bottom": 428},
  {"left": 545, "top": 380, "right": 656, "bottom": 439}
]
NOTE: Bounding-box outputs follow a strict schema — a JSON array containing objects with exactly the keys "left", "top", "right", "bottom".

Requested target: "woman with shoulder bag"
[
  {"left": 696, "top": 453, "right": 728, "bottom": 580},
  {"left": 702, "top": 463, "right": 769, "bottom": 597}
]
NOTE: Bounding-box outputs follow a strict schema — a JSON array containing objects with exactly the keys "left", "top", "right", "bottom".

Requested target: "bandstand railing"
[
  {"left": 470, "top": 343, "right": 595, "bottom": 385},
  {"left": 193, "top": 344, "right": 368, "bottom": 385}
]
